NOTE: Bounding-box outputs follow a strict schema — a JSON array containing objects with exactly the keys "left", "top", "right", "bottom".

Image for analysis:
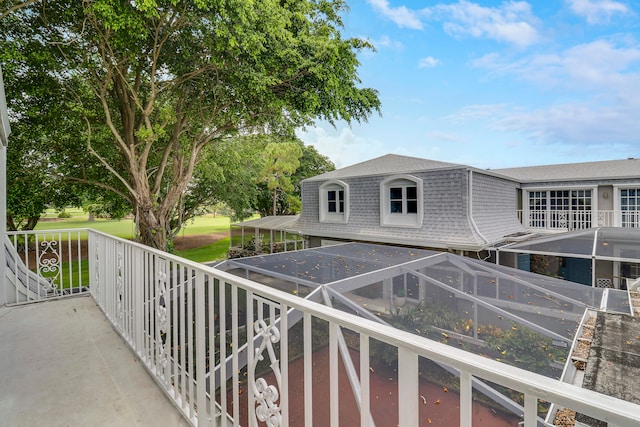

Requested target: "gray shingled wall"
[
  {"left": 297, "top": 168, "right": 487, "bottom": 248},
  {"left": 471, "top": 172, "right": 527, "bottom": 243}
]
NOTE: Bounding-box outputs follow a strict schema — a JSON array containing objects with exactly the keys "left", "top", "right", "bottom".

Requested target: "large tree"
[
  {"left": 259, "top": 140, "right": 302, "bottom": 216},
  {"left": 3, "top": 0, "right": 379, "bottom": 250},
  {"left": 1, "top": 7, "right": 84, "bottom": 230},
  {"left": 254, "top": 138, "right": 334, "bottom": 216}
]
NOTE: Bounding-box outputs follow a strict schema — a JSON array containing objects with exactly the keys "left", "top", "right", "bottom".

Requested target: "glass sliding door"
[{"left": 527, "top": 189, "right": 592, "bottom": 230}]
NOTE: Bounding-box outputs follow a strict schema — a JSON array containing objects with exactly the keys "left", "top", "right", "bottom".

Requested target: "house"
[
  {"left": 295, "top": 154, "right": 640, "bottom": 251},
  {"left": 232, "top": 154, "right": 640, "bottom": 287},
  {"left": 495, "top": 158, "right": 640, "bottom": 231},
  {"left": 295, "top": 154, "right": 527, "bottom": 253}
]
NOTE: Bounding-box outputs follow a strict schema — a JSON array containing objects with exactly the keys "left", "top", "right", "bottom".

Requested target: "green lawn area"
[
  {"left": 174, "top": 237, "right": 231, "bottom": 263},
  {"left": 31, "top": 210, "right": 237, "bottom": 289},
  {"left": 34, "top": 208, "right": 242, "bottom": 264},
  {"left": 37, "top": 208, "right": 234, "bottom": 239}
]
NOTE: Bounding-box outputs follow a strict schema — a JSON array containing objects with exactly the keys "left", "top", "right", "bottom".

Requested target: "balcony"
[
  {"left": 2, "top": 229, "right": 640, "bottom": 427},
  {"left": 517, "top": 209, "right": 640, "bottom": 231}
]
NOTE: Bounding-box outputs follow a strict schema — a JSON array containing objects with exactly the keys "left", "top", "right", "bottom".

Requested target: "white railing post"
[
  {"left": 459, "top": 371, "right": 473, "bottom": 427},
  {"left": 329, "top": 322, "right": 339, "bottom": 427},
  {"left": 304, "top": 312, "right": 313, "bottom": 427},
  {"left": 194, "top": 269, "right": 208, "bottom": 426},
  {"left": 398, "top": 347, "right": 419, "bottom": 427},
  {"left": 359, "top": 334, "right": 371, "bottom": 427},
  {"left": 523, "top": 394, "right": 537, "bottom": 427}
]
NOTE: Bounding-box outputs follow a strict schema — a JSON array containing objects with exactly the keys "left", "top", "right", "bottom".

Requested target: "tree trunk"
[
  {"left": 272, "top": 188, "right": 277, "bottom": 216},
  {"left": 135, "top": 204, "right": 169, "bottom": 251}
]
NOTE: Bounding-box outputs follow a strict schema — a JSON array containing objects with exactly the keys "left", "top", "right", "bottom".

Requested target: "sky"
[{"left": 297, "top": 0, "right": 640, "bottom": 169}]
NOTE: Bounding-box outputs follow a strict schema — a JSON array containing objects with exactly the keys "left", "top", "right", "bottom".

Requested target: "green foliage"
[
  {"left": 254, "top": 138, "right": 335, "bottom": 216},
  {"left": 3, "top": 0, "right": 376, "bottom": 249},
  {"left": 483, "top": 324, "right": 566, "bottom": 375},
  {"left": 185, "top": 135, "right": 266, "bottom": 224},
  {"left": 389, "top": 302, "right": 459, "bottom": 334},
  {"left": 259, "top": 140, "right": 302, "bottom": 215}
]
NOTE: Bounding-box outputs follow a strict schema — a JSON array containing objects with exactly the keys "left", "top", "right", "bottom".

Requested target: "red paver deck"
[{"left": 225, "top": 346, "right": 519, "bottom": 426}]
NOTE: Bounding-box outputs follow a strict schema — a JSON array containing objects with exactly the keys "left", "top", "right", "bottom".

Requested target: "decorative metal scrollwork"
[
  {"left": 116, "top": 244, "right": 124, "bottom": 330},
  {"left": 93, "top": 241, "right": 100, "bottom": 296},
  {"left": 597, "top": 211, "right": 606, "bottom": 227},
  {"left": 557, "top": 212, "right": 567, "bottom": 228},
  {"left": 38, "top": 238, "right": 61, "bottom": 292},
  {"left": 156, "top": 267, "right": 168, "bottom": 375},
  {"left": 251, "top": 319, "right": 283, "bottom": 427}
]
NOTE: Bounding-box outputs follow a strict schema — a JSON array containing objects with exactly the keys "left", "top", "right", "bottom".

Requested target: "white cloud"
[
  {"left": 365, "top": 1, "right": 541, "bottom": 47},
  {"left": 371, "top": 35, "right": 404, "bottom": 50},
  {"left": 297, "top": 126, "right": 386, "bottom": 168},
  {"left": 567, "top": 0, "right": 630, "bottom": 24},
  {"left": 418, "top": 56, "right": 441, "bottom": 68},
  {"left": 433, "top": 0, "right": 541, "bottom": 47},
  {"left": 466, "top": 38, "right": 640, "bottom": 148},
  {"left": 472, "top": 39, "right": 640, "bottom": 91},
  {"left": 367, "top": 0, "right": 423, "bottom": 30},
  {"left": 494, "top": 101, "right": 640, "bottom": 146}
]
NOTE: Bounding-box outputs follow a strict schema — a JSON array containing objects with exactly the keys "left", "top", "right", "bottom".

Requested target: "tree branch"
[{"left": 0, "top": 0, "right": 38, "bottom": 21}]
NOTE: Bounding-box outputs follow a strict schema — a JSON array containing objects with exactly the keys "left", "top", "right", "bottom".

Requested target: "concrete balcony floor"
[{"left": 0, "top": 296, "right": 189, "bottom": 426}]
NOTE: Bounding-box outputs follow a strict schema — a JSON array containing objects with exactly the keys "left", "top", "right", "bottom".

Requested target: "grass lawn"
[
  {"left": 174, "top": 237, "right": 231, "bottom": 263},
  {"left": 36, "top": 209, "right": 235, "bottom": 239},
  {"left": 32, "top": 209, "right": 245, "bottom": 265}
]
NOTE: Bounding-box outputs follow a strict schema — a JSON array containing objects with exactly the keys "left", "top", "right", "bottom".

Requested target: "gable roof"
[
  {"left": 303, "top": 154, "right": 465, "bottom": 181},
  {"left": 494, "top": 158, "right": 640, "bottom": 183}
]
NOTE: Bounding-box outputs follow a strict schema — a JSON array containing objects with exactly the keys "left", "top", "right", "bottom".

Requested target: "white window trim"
[
  {"left": 319, "top": 180, "right": 349, "bottom": 224},
  {"left": 380, "top": 174, "right": 423, "bottom": 228},
  {"left": 614, "top": 185, "right": 640, "bottom": 228}
]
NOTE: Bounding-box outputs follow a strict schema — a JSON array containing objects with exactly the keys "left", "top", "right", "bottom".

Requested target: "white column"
[
  {"left": 0, "top": 65, "right": 10, "bottom": 307},
  {"left": 0, "top": 145, "right": 6, "bottom": 306}
]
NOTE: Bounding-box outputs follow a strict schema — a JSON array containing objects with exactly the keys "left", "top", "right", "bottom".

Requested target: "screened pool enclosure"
[
  {"left": 496, "top": 227, "right": 640, "bottom": 289},
  {"left": 215, "top": 242, "right": 630, "bottom": 419},
  {"left": 229, "top": 215, "right": 304, "bottom": 257}
]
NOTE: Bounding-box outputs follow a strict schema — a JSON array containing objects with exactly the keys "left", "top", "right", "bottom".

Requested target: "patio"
[{"left": 0, "top": 296, "right": 189, "bottom": 426}]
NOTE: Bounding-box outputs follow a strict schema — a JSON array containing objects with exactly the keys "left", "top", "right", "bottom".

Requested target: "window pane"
[
  {"left": 328, "top": 201, "right": 336, "bottom": 213},
  {"left": 328, "top": 190, "right": 336, "bottom": 201},
  {"left": 390, "top": 201, "right": 403, "bottom": 213},
  {"left": 390, "top": 187, "right": 403, "bottom": 200},
  {"left": 406, "top": 186, "right": 417, "bottom": 200},
  {"left": 406, "top": 201, "right": 417, "bottom": 213}
]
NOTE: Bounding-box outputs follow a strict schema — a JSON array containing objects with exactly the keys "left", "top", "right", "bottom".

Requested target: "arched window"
[
  {"left": 319, "top": 180, "right": 349, "bottom": 223},
  {"left": 380, "top": 175, "right": 423, "bottom": 227}
]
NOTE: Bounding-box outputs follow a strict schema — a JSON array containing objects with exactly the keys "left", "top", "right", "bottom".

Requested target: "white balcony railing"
[
  {"left": 4, "top": 229, "right": 89, "bottom": 304},
  {"left": 517, "top": 209, "right": 640, "bottom": 230},
  {"left": 4, "top": 228, "right": 640, "bottom": 426}
]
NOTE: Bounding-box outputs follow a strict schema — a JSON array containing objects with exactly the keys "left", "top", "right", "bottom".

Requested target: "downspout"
[{"left": 468, "top": 169, "right": 490, "bottom": 249}]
